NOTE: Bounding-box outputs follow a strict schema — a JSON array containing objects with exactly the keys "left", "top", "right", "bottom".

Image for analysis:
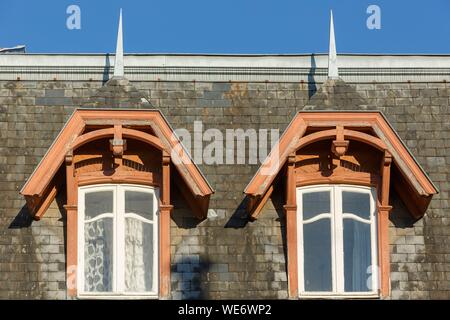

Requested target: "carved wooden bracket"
[
  {"left": 287, "top": 152, "right": 295, "bottom": 166},
  {"left": 109, "top": 138, "right": 127, "bottom": 157},
  {"left": 65, "top": 150, "right": 73, "bottom": 165},
  {"left": 331, "top": 125, "right": 350, "bottom": 157},
  {"left": 283, "top": 204, "right": 297, "bottom": 213},
  {"left": 63, "top": 204, "right": 78, "bottom": 211},
  {"left": 380, "top": 151, "right": 392, "bottom": 206},
  {"left": 378, "top": 205, "right": 393, "bottom": 213},
  {"left": 162, "top": 150, "right": 171, "bottom": 207},
  {"left": 159, "top": 204, "right": 174, "bottom": 213},
  {"left": 286, "top": 152, "right": 296, "bottom": 203},
  {"left": 110, "top": 124, "right": 127, "bottom": 157},
  {"left": 383, "top": 151, "right": 393, "bottom": 166},
  {"left": 162, "top": 150, "right": 171, "bottom": 166}
]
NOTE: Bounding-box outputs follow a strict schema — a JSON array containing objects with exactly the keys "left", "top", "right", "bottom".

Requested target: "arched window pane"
[
  {"left": 303, "top": 218, "right": 332, "bottom": 291},
  {"left": 342, "top": 191, "right": 370, "bottom": 219},
  {"left": 343, "top": 219, "right": 372, "bottom": 292},
  {"left": 125, "top": 191, "right": 153, "bottom": 221},
  {"left": 302, "top": 191, "right": 330, "bottom": 220},
  {"left": 85, "top": 191, "right": 113, "bottom": 219}
]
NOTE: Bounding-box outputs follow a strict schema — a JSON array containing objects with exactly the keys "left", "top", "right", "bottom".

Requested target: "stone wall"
[{"left": 0, "top": 79, "right": 448, "bottom": 299}]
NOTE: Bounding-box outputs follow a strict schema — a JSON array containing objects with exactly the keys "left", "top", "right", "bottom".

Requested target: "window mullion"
[
  {"left": 116, "top": 185, "right": 125, "bottom": 294},
  {"left": 334, "top": 186, "right": 344, "bottom": 294}
]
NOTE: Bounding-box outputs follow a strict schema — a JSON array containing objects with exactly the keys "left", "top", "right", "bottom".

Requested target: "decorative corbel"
[
  {"left": 380, "top": 151, "right": 393, "bottom": 206},
  {"left": 65, "top": 150, "right": 73, "bottom": 166},
  {"left": 110, "top": 124, "right": 127, "bottom": 157},
  {"left": 331, "top": 125, "right": 349, "bottom": 157},
  {"left": 64, "top": 149, "right": 76, "bottom": 206}
]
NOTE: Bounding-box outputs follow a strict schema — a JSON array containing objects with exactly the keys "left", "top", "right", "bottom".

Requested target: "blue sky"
[{"left": 1, "top": 0, "right": 449, "bottom": 54}]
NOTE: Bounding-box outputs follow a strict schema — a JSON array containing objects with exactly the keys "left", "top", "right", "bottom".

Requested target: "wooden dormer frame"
[
  {"left": 244, "top": 111, "right": 438, "bottom": 299},
  {"left": 21, "top": 109, "right": 213, "bottom": 219},
  {"left": 20, "top": 109, "right": 214, "bottom": 299},
  {"left": 245, "top": 112, "right": 438, "bottom": 218}
]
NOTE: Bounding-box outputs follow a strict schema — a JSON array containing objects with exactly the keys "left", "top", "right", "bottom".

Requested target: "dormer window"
[
  {"left": 245, "top": 112, "right": 438, "bottom": 299},
  {"left": 20, "top": 109, "right": 213, "bottom": 299}
]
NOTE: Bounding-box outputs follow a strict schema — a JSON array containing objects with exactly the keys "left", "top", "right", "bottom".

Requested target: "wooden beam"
[
  {"left": 34, "top": 183, "right": 58, "bottom": 221},
  {"left": 331, "top": 125, "right": 349, "bottom": 157},
  {"left": 160, "top": 151, "right": 172, "bottom": 298},
  {"left": 285, "top": 152, "right": 298, "bottom": 298},
  {"left": 64, "top": 152, "right": 78, "bottom": 298},
  {"left": 249, "top": 185, "right": 274, "bottom": 220},
  {"left": 378, "top": 151, "right": 392, "bottom": 298}
]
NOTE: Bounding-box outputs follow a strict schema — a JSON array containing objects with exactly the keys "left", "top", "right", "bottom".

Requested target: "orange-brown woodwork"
[
  {"left": 21, "top": 110, "right": 213, "bottom": 217},
  {"left": 66, "top": 138, "right": 167, "bottom": 298},
  {"left": 284, "top": 153, "right": 298, "bottom": 298},
  {"left": 295, "top": 141, "right": 382, "bottom": 188},
  {"left": 245, "top": 117, "right": 307, "bottom": 197},
  {"left": 172, "top": 175, "right": 211, "bottom": 220},
  {"left": 31, "top": 169, "right": 64, "bottom": 221},
  {"left": 248, "top": 185, "right": 274, "bottom": 221},
  {"left": 372, "top": 116, "right": 436, "bottom": 196},
  {"left": 20, "top": 109, "right": 213, "bottom": 299},
  {"left": 73, "top": 139, "right": 162, "bottom": 187},
  {"left": 245, "top": 112, "right": 437, "bottom": 216},
  {"left": 294, "top": 128, "right": 387, "bottom": 155},
  {"left": 391, "top": 165, "right": 433, "bottom": 219},
  {"left": 244, "top": 112, "right": 438, "bottom": 299},
  {"left": 21, "top": 112, "right": 85, "bottom": 200},
  {"left": 71, "top": 127, "right": 164, "bottom": 153},
  {"left": 64, "top": 152, "right": 78, "bottom": 298},
  {"left": 331, "top": 125, "right": 349, "bottom": 157},
  {"left": 160, "top": 151, "right": 172, "bottom": 297},
  {"left": 110, "top": 124, "right": 125, "bottom": 166},
  {"left": 378, "top": 151, "right": 392, "bottom": 298}
]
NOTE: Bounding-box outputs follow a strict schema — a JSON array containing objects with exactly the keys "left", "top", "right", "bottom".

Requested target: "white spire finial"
[
  {"left": 114, "top": 8, "right": 124, "bottom": 77},
  {"left": 328, "top": 10, "right": 339, "bottom": 79}
]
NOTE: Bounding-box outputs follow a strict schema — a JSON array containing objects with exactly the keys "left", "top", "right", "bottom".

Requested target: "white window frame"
[
  {"left": 77, "top": 184, "right": 159, "bottom": 299},
  {"left": 297, "top": 184, "right": 379, "bottom": 298}
]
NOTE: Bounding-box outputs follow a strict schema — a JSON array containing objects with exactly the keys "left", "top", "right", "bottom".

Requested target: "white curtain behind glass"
[
  {"left": 84, "top": 219, "right": 113, "bottom": 292},
  {"left": 344, "top": 220, "right": 371, "bottom": 292},
  {"left": 124, "top": 190, "right": 155, "bottom": 292},
  {"left": 125, "top": 218, "right": 153, "bottom": 292},
  {"left": 84, "top": 191, "right": 114, "bottom": 292}
]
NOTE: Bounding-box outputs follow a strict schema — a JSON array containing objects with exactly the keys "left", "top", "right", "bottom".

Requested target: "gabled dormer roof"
[
  {"left": 245, "top": 111, "right": 438, "bottom": 218},
  {"left": 20, "top": 109, "right": 214, "bottom": 219}
]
